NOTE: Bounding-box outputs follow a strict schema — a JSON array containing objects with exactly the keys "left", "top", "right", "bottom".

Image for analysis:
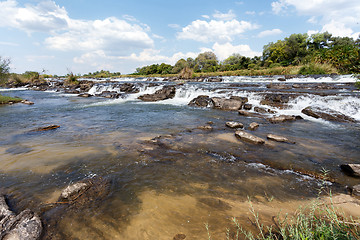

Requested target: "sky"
[{"left": 0, "top": 0, "right": 359, "bottom": 75}]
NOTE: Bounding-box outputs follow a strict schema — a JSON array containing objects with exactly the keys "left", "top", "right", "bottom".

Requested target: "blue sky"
[{"left": 0, "top": 0, "right": 359, "bottom": 75}]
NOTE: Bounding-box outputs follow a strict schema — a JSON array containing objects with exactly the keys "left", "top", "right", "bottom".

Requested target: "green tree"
[
  {"left": 0, "top": 57, "right": 11, "bottom": 84},
  {"left": 172, "top": 59, "right": 188, "bottom": 74},
  {"left": 194, "top": 52, "right": 218, "bottom": 72}
]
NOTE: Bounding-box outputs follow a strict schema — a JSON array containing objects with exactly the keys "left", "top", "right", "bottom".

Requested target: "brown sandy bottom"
[{"left": 53, "top": 190, "right": 360, "bottom": 240}]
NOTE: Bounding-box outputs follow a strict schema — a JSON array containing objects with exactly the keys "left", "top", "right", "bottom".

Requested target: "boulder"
[
  {"left": 188, "top": 95, "right": 213, "bottom": 108},
  {"left": 260, "top": 93, "right": 291, "bottom": 108},
  {"left": 97, "top": 91, "right": 122, "bottom": 99},
  {"left": 254, "top": 107, "right": 268, "bottom": 114},
  {"left": 226, "top": 122, "right": 244, "bottom": 129},
  {"left": 352, "top": 185, "right": 360, "bottom": 197},
  {"left": 249, "top": 122, "right": 259, "bottom": 131},
  {"left": 138, "top": 86, "right": 176, "bottom": 102},
  {"left": 267, "top": 134, "right": 295, "bottom": 144},
  {"left": 301, "top": 106, "right": 356, "bottom": 123},
  {"left": 238, "top": 110, "right": 264, "bottom": 118},
  {"left": 197, "top": 125, "right": 213, "bottom": 131},
  {"left": 119, "top": 83, "right": 140, "bottom": 93},
  {"left": 211, "top": 97, "right": 247, "bottom": 111},
  {"left": 0, "top": 196, "right": 42, "bottom": 240},
  {"left": 267, "top": 115, "right": 298, "bottom": 123},
  {"left": 235, "top": 131, "right": 265, "bottom": 144},
  {"left": 243, "top": 103, "right": 252, "bottom": 110},
  {"left": 340, "top": 164, "right": 360, "bottom": 177},
  {"left": 266, "top": 83, "right": 291, "bottom": 89}
]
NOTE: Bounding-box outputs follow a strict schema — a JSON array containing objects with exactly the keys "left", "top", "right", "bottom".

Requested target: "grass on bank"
[
  {"left": 0, "top": 94, "right": 22, "bottom": 104},
  {"left": 206, "top": 193, "right": 360, "bottom": 240}
]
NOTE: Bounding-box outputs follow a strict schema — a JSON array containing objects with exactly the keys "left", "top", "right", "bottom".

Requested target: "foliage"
[
  {"left": 194, "top": 52, "right": 219, "bottom": 73},
  {"left": 135, "top": 63, "right": 173, "bottom": 75},
  {"left": 83, "top": 70, "right": 121, "bottom": 78},
  {"left": 0, "top": 57, "right": 11, "bottom": 84},
  {"left": 298, "top": 62, "right": 338, "bottom": 75},
  {"left": 0, "top": 94, "right": 22, "bottom": 104},
  {"left": 65, "top": 72, "right": 79, "bottom": 85}
]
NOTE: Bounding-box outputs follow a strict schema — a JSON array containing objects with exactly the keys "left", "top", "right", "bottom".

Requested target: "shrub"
[
  {"left": 298, "top": 63, "right": 338, "bottom": 75},
  {"left": 65, "top": 72, "right": 79, "bottom": 86}
]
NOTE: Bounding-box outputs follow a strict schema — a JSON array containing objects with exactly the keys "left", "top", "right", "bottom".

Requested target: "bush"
[
  {"left": 298, "top": 63, "right": 338, "bottom": 75},
  {"left": 0, "top": 57, "right": 11, "bottom": 84}
]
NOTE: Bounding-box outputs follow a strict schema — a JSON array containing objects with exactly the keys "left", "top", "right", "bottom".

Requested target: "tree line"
[{"left": 134, "top": 32, "right": 360, "bottom": 75}]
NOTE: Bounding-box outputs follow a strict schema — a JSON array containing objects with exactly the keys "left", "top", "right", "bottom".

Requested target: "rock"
[
  {"left": 267, "top": 115, "right": 297, "bottom": 123},
  {"left": 173, "top": 233, "right": 186, "bottom": 240},
  {"left": 0, "top": 196, "right": 42, "bottom": 240},
  {"left": 207, "top": 77, "right": 222, "bottom": 82},
  {"left": 138, "top": 86, "right": 176, "bottom": 102},
  {"left": 30, "top": 125, "right": 60, "bottom": 132},
  {"left": 352, "top": 185, "right": 360, "bottom": 197},
  {"left": 243, "top": 103, "right": 252, "bottom": 110},
  {"left": 235, "top": 131, "right": 265, "bottom": 144},
  {"left": 60, "top": 182, "right": 89, "bottom": 201},
  {"left": 197, "top": 125, "right": 213, "bottom": 131},
  {"left": 188, "top": 95, "right": 213, "bottom": 108},
  {"left": 301, "top": 106, "right": 356, "bottom": 123},
  {"left": 254, "top": 106, "right": 268, "bottom": 114},
  {"left": 21, "top": 100, "right": 34, "bottom": 105},
  {"left": 260, "top": 94, "right": 291, "bottom": 108},
  {"left": 226, "top": 122, "right": 244, "bottom": 129},
  {"left": 238, "top": 110, "right": 264, "bottom": 118},
  {"left": 340, "top": 164, "right": 360, "bottom": 177},
  {"left": 267, "top": 134, "right": 295, "bottom": 144},
  {"left": 249, "top": 122, "right": 259, "bottom": 131},
  {"left": 119, "top": 83, "right": 139, "bottom": 93},
  {"left": 78, "top": 93, "right": 92, "bottom": 98},
  {"left": 211, "top": 96, "right": 248, "bottom": 111},
  {"left": 97, "top": 91, "right": 122, "bottom": 99},
  {"left": 278, "top": 77, "right": 286, "bottom": 81},
  {"left": 266, "top": 83, "right": 291, "bottom": 89}
]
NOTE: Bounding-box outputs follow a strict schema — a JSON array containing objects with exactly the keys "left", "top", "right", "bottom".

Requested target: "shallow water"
[{"left": 0, "top": 75, "right": 359, "bottom": 239}]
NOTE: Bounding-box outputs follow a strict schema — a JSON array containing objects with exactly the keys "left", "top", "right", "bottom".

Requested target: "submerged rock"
[
  {"left": 0, "top": 196, "right": 42, "bottom": 240},
  {"left": 301, "top": 106, "right": 356, "bottom": 123},
  {"left": 21, "top": 100, "right": 34, "bottom": 105},
  {"left": 138, "top": 85, "right": 176, "bottom": 102},
  {"left": 235, "top": 131, "right": 265, "bottom": 144},
  {"left": 30, "top": 125, "right": 60, "bottom": 132},
  {"left": 188, "top": 95, "right": 213, "bottom": 108},
  {"left": 340, "top": 164, "right": 360, "bottom": 177},
  {"left": 226, "top": 122, "right": 244, "bottom": 129},
  {"left": 267, "top": 134, "right": 295, "bottom": 144},
  {"left": 197, "top": 125, "right": 213, "bottom": 131}
]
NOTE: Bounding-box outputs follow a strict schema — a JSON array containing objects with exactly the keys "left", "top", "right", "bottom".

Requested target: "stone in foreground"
[
  {"left": 249, "top": 122, "right": 259, "bottom": 131},
  {"left": 267, "top": 134, "right": 295, "bottom": 144},
  {"left": 340, "top": 164, "right": 360, "bottom": 177},
  {"left": 0, "top": 196, "right": 42, "bottom": 240},
  {"left": 235, "top": 131, "right": 265, "bottom": 144},
  {"left": 226, "top": 122, "right": 244, "bottom": 129}
]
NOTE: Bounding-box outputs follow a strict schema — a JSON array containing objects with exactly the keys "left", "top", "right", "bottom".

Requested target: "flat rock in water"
[
  {"left": 267, "top": 134, "right": 295, "bottom": 144},
  {"left": 197, "top": 125, "right": 213, "bottom": 131},
  {"left": 30, "top": 125, "right": 60, "bottom": 132},
  {"left": 212, "top": 97, "right": 247, "bottom": 111},
  {"left": 267, "top": 115, "right": 298, "bottom": 123},
  {"left": 0, "top": 196, "right": 42, "bottom": 240},
  {"left": 301, "top": 106, "right": 356, "bottom": 123},
  {"left": 60, "top": 182, "right": 89, "bottom": 200},
  {"left": 340, "top": 164, "right": 360, "bottom": 177},
  {"left": 226, "top": 122, "right": 243, "bottom": 129},
  {"left": 21, "top": 100, "right": 34, "bottom": 105},
  {"left": 235, "top": 131, "right": 265, "bottom": 144}
]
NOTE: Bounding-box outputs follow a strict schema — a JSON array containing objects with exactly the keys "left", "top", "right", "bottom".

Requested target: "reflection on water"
[{"left": 0, "top": 78, "right": 359, "bottom": 239}]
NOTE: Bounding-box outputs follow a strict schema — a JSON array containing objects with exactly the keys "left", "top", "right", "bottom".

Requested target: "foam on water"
[{"left": 0, "top": 87, "right": 28, "bottom": 91}]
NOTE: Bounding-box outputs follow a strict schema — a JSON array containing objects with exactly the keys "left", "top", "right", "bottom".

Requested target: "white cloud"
[
  {"left": 211, "top": 42, "right": 261, "bottom": 60},
  {"left": 177, "top": 19, "right": 259, "bottom": 43},
  {"left": 168, "top": 23, "right": 180, "bottom": 29},
  {"left": 258, "top": 28, "right": 283, "bottom": 38},
  {"left": 245, "top": 11, "right": 256, "bottom": 15},
  {"left": 271, "top": 0, "right": 360, "bottom": 38},
  {"left": 201, "top": 15, "right": 210, "bottom": 19},
  {"left": 213, "top": 10, "right": 236, "bottom": 21},
  {"left": 45, "top": 17, "right": 154, "bottom": 53},
  {"left": 0, "top": 0, "right": 68, "bottom": 33}
]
